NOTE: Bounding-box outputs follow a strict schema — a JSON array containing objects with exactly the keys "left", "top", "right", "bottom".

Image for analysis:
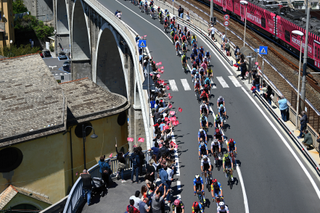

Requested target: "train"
[{"left": 198, "top": 0, "right": 320, "bottom": 71}]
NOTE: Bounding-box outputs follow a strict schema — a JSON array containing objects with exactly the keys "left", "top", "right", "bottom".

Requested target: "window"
[
  {"left": 0, "top": 147, "right": 23, "bottom": 172},
  {"left": 285, "top": 30, "right": 290, "bottom": 42}
]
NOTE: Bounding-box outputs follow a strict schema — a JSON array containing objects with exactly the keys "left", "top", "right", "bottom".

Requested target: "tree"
[{"left": 13, "top": 0, "right": 28, "bottom": 14}]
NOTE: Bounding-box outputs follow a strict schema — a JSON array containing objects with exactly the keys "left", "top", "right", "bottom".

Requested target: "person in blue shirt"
[
  {"left": 130, "top": 148, "right": 141, "bottom": 183},
  {"left": 198, "top": 129, "right": 207, "bottom": 144},
  {"left": 99, "top": 155, "right": 111, "bottom": 191},
  {"left": 193, "top": 174, "right": 205, "bottom": 198},
  {"left": 277, "top": 95, "right": 288, "bottom": 122},
  {"left": 198, "top": 141, "right": 208, "bottom": 159}
]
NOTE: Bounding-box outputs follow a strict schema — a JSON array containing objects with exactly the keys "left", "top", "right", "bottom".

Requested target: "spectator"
[
  {"left": 208, "top": 25, "right": 216, "bottom": 41},
  {"left": 178, "top": 6, "right": 184, "bottom": 18},
  {"left": 317, "top": 134, "right": 320, "bottom": 157},
  {"left": 141, "top": 185, "right": 148, "bottom": 199},
  {"left": 115, "top": 144, "right": 129, "bottom": 183},
  {"left": 186, "top": 11, "right": 190, "bottom": 21},
  {"left": 115, "top": 10, "right": 119, "bottom": 16},
  {"left": 253, "top": 75, "right": 260, "bottom": 92},
  {"left": 265, "top": 85, "right": 274, "bottom": 105},
  {"left": 152, "top": 184, "right": 169, "bottom": 213},
  {"left": 238, "top": 55, "right": 246, "bottom": 80},
  {"left": 221, "top": 32, "right": 226, "bottom": 43},
  {"left": 277, "top": 95, "right": 288, "bottom": 122},
  {"left": 98, "top": 155, "right": 111, "bottom": 191},
  {"left": 234, "top": 46, "right": 240, "bottom": 62},
  {"left": 302, "top": 130, "right": 313, "bottom": 149},
  {"left": 80, "top": 169, "right": 92, "bottom": 206},
  {"left": 139, "top": 197, "right": 151, "bottom": 213},
  {"left": 116, "top": 11, "right": 122, "bottom": 19},
  {"left": 137, "top": 146, "right": 145, "bottom": 176},
  {"left": 298, "top": 111, "right": 308, "bottom": 138},
  {"left": 225, "top": 40, "right": 230, "bottom": 55},
  {"left": 130, "top": 190, "right": 142, "bottom": 209},
  {"left": 131, "top": 148, "right": 141, "bottom": 183},
  {"left": 127, "top": 199, "right": 140, "bottom": 213}
]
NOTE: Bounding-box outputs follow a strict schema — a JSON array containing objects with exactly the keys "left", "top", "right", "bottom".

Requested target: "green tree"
[
  {"left": 1, "top": 44, "right": 40, "bottom": 57},
  {"left": 13, "top": 0, "right": 28, "bottom": 14}
]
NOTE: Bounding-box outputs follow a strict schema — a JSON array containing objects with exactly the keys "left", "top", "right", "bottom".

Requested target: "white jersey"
[
  {"left": 217, "top": 205, "right": 229, "bottom": 213},
  {"left": 200, "top": 103, "right": 208, "bottom": 112},
  {"left": 201, "top": 158, "right": 211, "bottom": 167},
  {"left": 175, "top": 41, "right": 180, "bottom": 47},
  {"left": 211, "top": 139, "right": 221, "bottom": 149},
  {"left": 210, "top": 27, "right": 216, "bottom": 35}
]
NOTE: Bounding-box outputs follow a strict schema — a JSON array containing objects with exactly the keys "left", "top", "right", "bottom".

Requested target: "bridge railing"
[
  {"left": 84, "top": 0, "right": 152, "bottom": 149},
  {"left": 62, "top": 151, "right": 151, "bottom": 213}
]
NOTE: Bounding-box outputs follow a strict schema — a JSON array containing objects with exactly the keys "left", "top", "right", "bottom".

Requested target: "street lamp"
[
  {"left": 292, "top": 30, "right": 304, "bottom": 128},
  {"left": 240, "top": 0, "right": 248, "bottom": 47},
  {"left": 82, "top": 124, "right": 98, "bottom": 169}
]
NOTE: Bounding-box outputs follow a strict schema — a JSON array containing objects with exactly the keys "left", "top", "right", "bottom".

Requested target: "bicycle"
[
  {"left": 196, "top": 190, "right": 206, "bottom": 206},
  {"left": 230, "top": 150, "right": 237, "bottom": 167},
  {"left": 225, "top": 168, "right": 233, "bottom": 186},
  {"left": 211, "top": 145, "right": 221, "bottom": 169},
  {"left": 202, "top": 170, "right": 212, "bottom": 191}
]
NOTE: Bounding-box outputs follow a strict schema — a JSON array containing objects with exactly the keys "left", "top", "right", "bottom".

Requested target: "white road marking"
[
  {"left": 171, "top": 131, "right": 180, "bottom": 176},
  {"left": 216, "top": 76, "right": 229, "bottom": 88},
  {"left": 176, "top": 180, "right": 182, "bottom": 199},
  {"left": 169, "top": 79, "right": 179, "bottom": 91},
  {"left": 229, "top": 75, "right": 242, "bottom": 87},
  {"left": 209, "top": 106, "right": 249, "bottom": 213},
  {"left": 181, "top": 79, "right": 191, "bottom": 91},
  {"left": 241, "top": 86, "right": 320, "bottom": 200}
]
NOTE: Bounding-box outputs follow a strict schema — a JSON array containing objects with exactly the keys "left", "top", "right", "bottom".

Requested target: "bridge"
[{"left": 43, "top": 0, "right": 320, "bottom": 212}]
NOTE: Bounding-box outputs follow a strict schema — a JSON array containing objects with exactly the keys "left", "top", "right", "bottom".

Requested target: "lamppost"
[
  {"left": 210, "top": 0, "right": 214, "bottom": 23},
  {"left": 9, "top": 40, "right": 13, "bottom": 57},
  {"left": 292, "top": 30, "right": 304, "bottom": 128},
  {"left": 82, "top": 124, "right": 98, "bottom": 169},
  {"left": 240, "top": 0, "right": 248, "bottom": 47}
]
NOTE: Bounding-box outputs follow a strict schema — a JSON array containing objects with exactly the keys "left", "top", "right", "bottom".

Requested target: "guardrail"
[
  {"left": 84, "top": 0, "right": 152, "bottom": 149},
  {"left": 63, "top": 151, "right": 151, "bottom": 213}
]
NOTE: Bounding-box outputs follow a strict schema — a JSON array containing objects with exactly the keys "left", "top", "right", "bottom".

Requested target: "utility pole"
[
  {"left": 210, "top": 0, "right": 214, "bottom": 23},
  {"left": 300, "top": 6, "right": 310, "bottom": 111}
]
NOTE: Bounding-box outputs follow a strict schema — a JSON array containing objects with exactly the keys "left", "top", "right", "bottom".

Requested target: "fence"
[{"left": 62, "top": 151, "right": 150, "bottom": 213}]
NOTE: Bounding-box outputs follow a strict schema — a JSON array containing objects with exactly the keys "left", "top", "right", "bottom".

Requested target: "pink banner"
[
  {"left": 178, "top": 107, "right": 183, "bottom": 112},
  {"left": 109, "top": 153, "right": 113, "bottom": 158},
  {"left": 138, "top": 137, "right": 145, "bottom": 142},
  {"left": 127, "top": 137, "right": 134, "bottom": 142}
]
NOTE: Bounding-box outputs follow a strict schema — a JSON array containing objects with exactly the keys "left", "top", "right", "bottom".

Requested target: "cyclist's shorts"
[
  {"left": 195, "top": 183, "right": 202, "bottom": 191},
  {"left": 203, "top": 163, "right": 210, "bottom": 171}
]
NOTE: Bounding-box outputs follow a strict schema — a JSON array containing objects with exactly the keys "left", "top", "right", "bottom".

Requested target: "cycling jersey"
[
  {"left": 199, "top": 147, "right": 207, "bottom": 158},
  {"left": 192, "top": 202, "right": 204, "bottom": 213},
  {"left": 211, "top": 139, "right": 221, "bottom": 149},
  {"left": 206, "top": 51, "right": 210, "bottom": 57},
  {"left": 223, "top": 156, "right": 232, "bottom": 168},
  {"left": 181, "top": 55, "right": 186, "bottom": 62},
  {"left": 211, "top": 182, "right": 222, "bottom": 194},
  {"left": 214, "top": 129, "right": 222, "bottom": 140},
  {"left": 191, "top": 35, "right": 197, "bottom": 40},
  {"left": 198, "top": 53, "right": 203, "bottom": 61},
  {"left": 200, "top": 158, "right": 211, "bottom": 167},
  {"left": 201, "top": 62, "right": 207, "bottom": 71},
  {"left": 200, "top": 91, "right": 208, "bottom": 99},
  {"left": 200, "top": 104, "right": 208, "bottom": 114},
  {"left": 175, "top": 41, "right": 180, "bottom": 48},
  {"left": 217, "top": 97, "right": 224, "bottom": 105},
  {"left": 215, "top": 115, "right": 221, "bottom": 123},
  {"left": 198, "top": 130, "right": 207, "bottom": 141},
  {"left": 170, "top": 23, "right": 175, "bottom": 29},
  {"left": 174, "top": 35, "right": 179, "bottom": 41},
  {"left": 194, "top": 81, "right": 200, "bottom": 88},
  {"left": 204, "top": 78, "right": 211, "bottom": 85},
  {"left": 170, "top": 30, "right": 175, "bottom": 36},
  {"left": 207, "top": 67, "right": 213, "bottom": 74},
  {"left": 172, "top": 201, "right": 185, "bottom": 213},
  {"left": 219, "top": 106, "right": 226, "bottom": 113},
  {"left": 227, "top": 140, "right": 236, "bottom": 150},
  {"left": 193, "top": 177, "right": 204, "bottom": 188},
  {"left": 190, "top": 53, "right": 196, "bottom": 60},
  {"left": 182, "top": 43, "right": 187, "bottom": 51},
  {"left": 217, "top": 205, "right": 229, "bottom": 213}
]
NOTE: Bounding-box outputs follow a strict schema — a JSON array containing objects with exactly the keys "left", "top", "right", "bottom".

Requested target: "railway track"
[{"left": 176, "top": 0, "right": 320, "bottom": 96}]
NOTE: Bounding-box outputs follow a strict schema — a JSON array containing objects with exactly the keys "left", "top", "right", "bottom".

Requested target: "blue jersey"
[
  {"left": 193, "top": 177, "right": 204, "bottom": 186},
  {"left": 205, "top": 51, "right": 210, "bottom": 57},
  {"left": 198, "top": 143, "right": 208, "bottom": 152},
  {"left": 198, "top": 130, "right": 207, "bottom": 139}
]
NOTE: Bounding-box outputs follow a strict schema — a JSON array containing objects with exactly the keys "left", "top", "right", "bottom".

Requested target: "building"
[
  {"left": 0, "top": 54, "right": 129, "bottom": 211},
  {"left": 0, "top": 0, "right": 15, "bottom": 51}
]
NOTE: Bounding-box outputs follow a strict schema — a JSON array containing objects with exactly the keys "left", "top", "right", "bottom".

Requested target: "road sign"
[
  {"left": 138, "top": 40, "right": 147, "bottom": 48},
  {"left": 224, "top": 21, "right": 229, "bottom": 26},
  {"left": 259, "top": 46, "right": 268, "bottom": 55},
  {"left": 224, "top": 14, "right": 230, "bottom": 21}
]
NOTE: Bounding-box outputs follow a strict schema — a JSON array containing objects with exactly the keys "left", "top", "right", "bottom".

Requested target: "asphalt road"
[{"left": 102, "top": 0, "right": 320, "bottom": 212}]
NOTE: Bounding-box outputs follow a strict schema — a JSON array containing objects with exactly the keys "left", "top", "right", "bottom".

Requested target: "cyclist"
[
  {"left": 174, "top": 33, "right": 179, "bottom": 43},
  {"left": 139, "top": 0, "right": 143, "bottom": 10},
  {"left": 191, "top": 67, "right": 197, "bottom": 82},
  {"left": 200, "top": 61, "right": 207, "bottom": 73},
  {"left": 193, "top": 175, "right": 206, "bottom": 204},
  {"left": 214, "top": 128, "right": 224, "bottom": 143},
  {"left": 150, "top": 0, "right": 154, "bottom": 6},
  {"left": 200, "top": 113, "right": 208, "bottom": 131},
  {"left": 164, "top": 19, "right": 169, "bottom": 32},
  {"left": 217, "top": 96, "right": 225, "bottom": 107},
  {"left": 211, "top": 137, "right": 221, "bottom": 164},
  {"left": 211, "top": 179, "right": 223, "bottom": 202},
  {"left": 170, "top": 29, "right": 175, "bottom": 43},
  {"left": 190, "top": 51, "right": 196, "bottom": 63},
  {"left": 158, "top": 9, "right": 163, "bottom": 21},
  {"left": 186, "top": 30, "right": 191, "bottom": 45},
  {"left": 201, "top": 155, "right": 212, "bottom": 184},
  {"left": 181, "top": 33, "right": 187, "bottom": 43},
  {"left": 194, "top": 79, "right": 201, "bottom": 95},
  {"left": 191, "top": 34, "right": 197, "bottom": 42},
  {"left": 181, "top": 41, "right": 187, "bottom": 57},
  {"left": 175, "top": 40, "right": 181, "bottom": 56},
  {"left": 217, "top": 201, "right": 230, "bottom": 213},
  {"left": 200, "top": 89, "right": 209, "bottom": 105},
  {"left": 198, "top": 140, "right": 208, "bottom": 159},
  {"left": 144, "top": 1, "right": 148, "bottom": 13},
  {"left": 218, "top": 104, "right": 227, "bottom": 123},
  {"left": 199, "top": 67, "right": 205, "bottom": 78},
  {"left": 214, "top": 114, "right": 223, "bottom": 128},
  {"left": 172, "top": 199, "right": 185, "bottom": 213},
  {"left": 227, "top": 138, "right": 237, "bottom": 154},
  {"left": 181, "top": 54, "right": 187, "bottom": 71},
  {"left": 192, "top": 201, "right": 204, "bottom": 213},
  {"left": 200, "top": 100, "right": 209, "bottom": 116},
  {"left": 198, "top": 128, "right": 207, "bottom": 144},
  {"left": 222, "top": 153, "right": 234, "bottom": 181},
  {"left": 207, "top": 66, "right": 213, "bottom": 84},
  {"left": 150, "top": 5, "right": 155, "bottom": 18},
  {"left": 205, "top": 50, "right": 211, "bottom": 64},
  {"left": 183, "top": 25, "right": 188, "bottom": 35}
]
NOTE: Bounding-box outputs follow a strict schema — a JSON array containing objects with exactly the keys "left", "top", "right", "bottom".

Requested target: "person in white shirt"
[{"left": 129, "top": 190, "right": 142, "bottom": 209}]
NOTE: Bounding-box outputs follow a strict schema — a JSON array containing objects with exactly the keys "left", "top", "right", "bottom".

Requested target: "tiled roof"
[
  {"left": 0, "top": 185, "right": 17, "bottom": 210},
  {"left": 60, "top": 78, "right": 130, "bottom": 123},
  {"left": 0, "top": 54, "right": 66, "bottom": 147},
  {"left": 0, "top": 185, "right": 51, "bottom": 210}
]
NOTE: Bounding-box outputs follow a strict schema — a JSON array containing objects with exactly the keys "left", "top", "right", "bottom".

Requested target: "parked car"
[
  {"left": 63, "top": 61, "right": 70, "bottom": 72},
  {"left": 43, "top": 50, "right": 51, "bottom": 57},
  {"left": 58, "top": 52, "right": 68, "bottom": 60}
]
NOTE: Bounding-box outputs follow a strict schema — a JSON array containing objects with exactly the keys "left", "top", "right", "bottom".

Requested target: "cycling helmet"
[
  {"left": 219, "top": 202, "right": 225, "bottom": 207},
  {"left": 219, "top": 95, "right": 223, "bottom": 99},
  {"left": 195, "top": 174, "right": 200, "bottom": 179},
  {"left": 212, "top": 179, "right": 217, "bottom": 183},
  {"left": 220, "top": 104, "right": 224, "bottom": 107},
  {"left": 203, "top": 155, "right": 208, "bottom": 159},
  {"left": 229, "top": 138, "right": 234, "bottom": 143},
  {"left": 215, "top": 128, "right": 220, "bottom": 133},
  {"left": 193, "top": 202, "right": 199, "bottom": 209},
  {"left": 200, "top": 142, "right": 204, "bottom": 146},
  {"left": 174, "top": 199, "right": 180, "bottom": 205},
  {"left": 224, "top": 153, "right": 229, "bottom": 158}
]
